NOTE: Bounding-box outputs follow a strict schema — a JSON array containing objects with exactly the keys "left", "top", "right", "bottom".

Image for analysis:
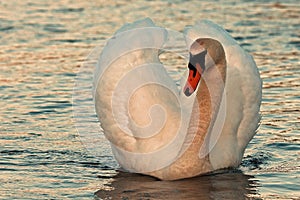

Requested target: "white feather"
[{"left": 94, "top": 18, "right": 262, "bottom": 179}]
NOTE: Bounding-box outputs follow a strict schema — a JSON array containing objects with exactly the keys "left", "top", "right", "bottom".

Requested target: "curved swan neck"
[{"left": 191, "top": 38, "right": 227, "bottom": 151}]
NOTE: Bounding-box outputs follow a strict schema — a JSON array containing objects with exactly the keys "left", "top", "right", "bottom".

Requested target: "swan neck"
[{"left": 192, "top": 39, "right": 227, "bottom": 153}]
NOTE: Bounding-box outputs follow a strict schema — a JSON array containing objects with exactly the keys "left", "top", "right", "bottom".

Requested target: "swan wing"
[
  {"left": 93, "top": 18, "right": 168, "bottom": 143},
  {"left": 184, "top": 20, "right": 262, "bottom": 169},
  {"left": 94, "top": 18, "right": 191, "bottom": 173}
]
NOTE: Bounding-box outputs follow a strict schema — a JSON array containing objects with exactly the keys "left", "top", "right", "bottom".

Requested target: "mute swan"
[{"left": 93, "top": 18, "right": 262, "bottom": 180}]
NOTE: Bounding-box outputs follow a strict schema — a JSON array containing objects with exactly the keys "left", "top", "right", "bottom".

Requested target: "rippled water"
[{"left": 0, "top": 0, "right": 299, "bottom": 199}]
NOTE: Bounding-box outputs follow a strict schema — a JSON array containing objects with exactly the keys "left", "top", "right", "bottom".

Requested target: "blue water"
[{"left": 0, "top": 0, "right": 299, "bottom": 199}]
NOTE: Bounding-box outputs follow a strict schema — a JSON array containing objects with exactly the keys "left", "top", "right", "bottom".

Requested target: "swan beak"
[{"left": 183, "top": 63, "right": 202, "bottom": 96}]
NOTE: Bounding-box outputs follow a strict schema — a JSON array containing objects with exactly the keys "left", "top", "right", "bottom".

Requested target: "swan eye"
[
  {"left": 189, "top": 50, "right": 207, "bottom": 75},
  {"left": 188, "top": 62, "right": 197, "bottom": 77}
]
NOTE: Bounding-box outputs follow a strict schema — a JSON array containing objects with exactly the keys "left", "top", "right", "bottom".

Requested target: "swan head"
[{"left": 183, "top": 38, "right": 225, "bottom": 96}]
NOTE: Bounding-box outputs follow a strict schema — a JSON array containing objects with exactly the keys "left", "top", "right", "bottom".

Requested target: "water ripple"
[{"left": 0, "top": 0, "right": 299, "bottom": 199}]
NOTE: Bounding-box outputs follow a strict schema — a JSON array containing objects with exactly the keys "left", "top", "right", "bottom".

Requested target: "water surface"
[{"left": 0, "top": 0, "right": 299, "bottom": 199}]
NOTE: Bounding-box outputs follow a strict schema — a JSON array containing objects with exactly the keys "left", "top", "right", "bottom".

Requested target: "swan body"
[{"left": 93, "top": 18, "right": 262, "bottom": 180}]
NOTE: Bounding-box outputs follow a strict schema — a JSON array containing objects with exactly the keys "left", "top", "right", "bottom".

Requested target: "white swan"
[{"left": 93, "top": 18, "right": 262, "bottom": 180}]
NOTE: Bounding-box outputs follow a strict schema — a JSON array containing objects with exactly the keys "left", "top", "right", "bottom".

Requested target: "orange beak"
[{"left": 183, "top": 63, "right": 202, "bottom": 96}]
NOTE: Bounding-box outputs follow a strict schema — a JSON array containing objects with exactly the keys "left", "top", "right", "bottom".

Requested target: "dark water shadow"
[{"left": 95, "top": 170, "right": 260, "bottom": 200}]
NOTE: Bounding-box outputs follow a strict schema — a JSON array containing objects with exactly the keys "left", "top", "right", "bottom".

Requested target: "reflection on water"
[
  {"left": 95, "top": 170, "right": 260, "bottom": 199},
  {"left": 0, "top": 0, "right": 299, "bottom": 199}
]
